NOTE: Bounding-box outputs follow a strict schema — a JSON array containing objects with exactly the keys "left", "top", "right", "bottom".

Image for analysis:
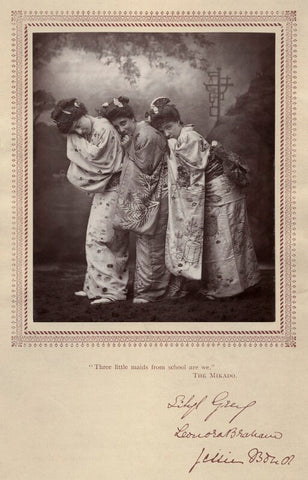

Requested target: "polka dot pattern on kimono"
[{"left": 83, "top": 189, "right": 129, "bottom": 300}]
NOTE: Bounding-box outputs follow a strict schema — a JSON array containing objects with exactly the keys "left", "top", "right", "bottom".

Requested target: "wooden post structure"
[{"left": 204, "top": 68, "right": 233, "bottom": 123}]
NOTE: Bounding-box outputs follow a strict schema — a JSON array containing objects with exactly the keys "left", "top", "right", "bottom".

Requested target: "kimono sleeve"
[
  {"left": 67, "top": 130, "right": 123, "bottom": 175},
  {"left": 131, "top": 128, "right": 166, "bottom": 175},
  {"left": 175, "top": 131, "right": 210, "bottom": 171}
]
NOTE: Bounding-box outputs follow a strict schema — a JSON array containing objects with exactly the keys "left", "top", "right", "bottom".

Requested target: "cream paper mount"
[{"left": 11, "top": 10, "right": 297, "bottom": 347}]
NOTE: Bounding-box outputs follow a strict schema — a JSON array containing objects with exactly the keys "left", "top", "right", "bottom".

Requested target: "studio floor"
[{"left": 33, "top": 264, "right": 275, "bottom": 323}]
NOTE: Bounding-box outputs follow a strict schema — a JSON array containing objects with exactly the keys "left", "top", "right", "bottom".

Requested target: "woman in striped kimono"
[{"left": 99, "top": 96, "right": 170, "bottom": 303}]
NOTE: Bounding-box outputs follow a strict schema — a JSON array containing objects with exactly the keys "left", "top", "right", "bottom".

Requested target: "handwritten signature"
[
  {"left": 167, "top": 392, "right": 293, "bottom": 472},
  {"left": 189, "top": 447, "right": 295, "bottom": 473},
  {"left": 167, "top": 391, "right": 256, "bottom": 423},
  {"left": 175, "top": 423, "right": 283, "bottom": 440}
]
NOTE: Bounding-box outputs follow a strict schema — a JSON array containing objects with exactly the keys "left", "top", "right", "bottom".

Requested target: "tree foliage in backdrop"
[{"left": 33, "top": 33, "right": 214, "bottom": 85}]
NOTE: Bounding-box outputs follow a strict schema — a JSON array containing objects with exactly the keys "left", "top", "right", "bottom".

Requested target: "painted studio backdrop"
[
  {"left": 32, "top": 32, "right": 275, "bottom": 322},
  {"left": 33, "top": 32, "right": 275, "bottom": 263}
]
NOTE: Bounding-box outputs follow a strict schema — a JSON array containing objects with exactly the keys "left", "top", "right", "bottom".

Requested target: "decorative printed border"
[{"left": 10, "top": 10, "right": 297, "bottom": 347}]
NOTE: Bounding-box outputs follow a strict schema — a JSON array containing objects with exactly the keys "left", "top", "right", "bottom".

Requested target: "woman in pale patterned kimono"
[
  {"left": 148, "top": 97, "right": 260, "bottom": 299},
  {"left": 99, "top": 96, "right": 170, "bottom": 303},
  {"left": 51, "top": 98, "right": 129, "bottom": 304}
]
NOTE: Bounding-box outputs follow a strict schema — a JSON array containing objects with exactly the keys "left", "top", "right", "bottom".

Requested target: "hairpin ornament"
[
  {"left": 113, "top": 98, "right": 123, "bottom": 108},
  {"left": 151, "top": 105, "right": 159, "bottom": 114},
  {"left": 150, "top": 97, "right": 171, "bottom": 110}
]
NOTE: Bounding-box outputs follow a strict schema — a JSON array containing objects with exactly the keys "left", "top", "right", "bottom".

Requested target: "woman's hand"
[{"left": 121, "top": 134, "right": 132, "bottom": 148}]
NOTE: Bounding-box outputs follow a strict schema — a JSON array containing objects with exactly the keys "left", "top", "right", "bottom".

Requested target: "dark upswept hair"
[
  {"left": 51, "top": 98, "right": 87, "bottom": 134},
  {"left": 146, "top": 97, "right": 182, "bottom": 130},
  {"left": 98, "top": 96, "right": 135, "bottom": 122}
]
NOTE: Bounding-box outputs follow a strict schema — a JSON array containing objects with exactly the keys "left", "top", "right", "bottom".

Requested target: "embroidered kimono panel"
[
  {"left": 166, "top": 125, "right": 210, "bottom": 280},
  {"left": 113, "top": 121, "right": 168, "bottom": 235}
]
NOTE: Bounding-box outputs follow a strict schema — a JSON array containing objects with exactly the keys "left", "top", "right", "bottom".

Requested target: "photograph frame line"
[{"left": 10, "top": 10, "right": 297, "bottom": 347}]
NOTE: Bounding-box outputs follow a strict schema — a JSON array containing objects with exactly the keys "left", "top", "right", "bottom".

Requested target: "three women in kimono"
[
  {"left": 52, "top": 95, "right": 260, "bottom": 304},
  {"left": 147, "top": 97, "right": 260, "bottom": 299}
]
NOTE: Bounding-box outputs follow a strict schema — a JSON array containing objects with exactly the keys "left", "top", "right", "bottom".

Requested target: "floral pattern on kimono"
[
  {"left": 112, "top": 121, "right": 168, "bottom": 235},
  {"left": 165, "top": 125, "right": 211, "bottom": 280}
]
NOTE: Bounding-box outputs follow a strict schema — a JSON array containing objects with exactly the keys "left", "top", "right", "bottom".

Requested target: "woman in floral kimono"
[
  {"left": 148, "top": 97, "right": 260, "bottom": 299},
  {"left": 99, "top": 96, "right": 170, "bottom": 303},
  {"left": 51, "top": 98, "right": 129, "bottom": 304}
]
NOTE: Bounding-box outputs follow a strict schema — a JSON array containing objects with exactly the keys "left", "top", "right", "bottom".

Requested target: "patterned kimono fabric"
[
  {"left": 113, "top": 121, "right": 170, "bottom": 301},
  {"left": 66, "top": 117, "right": 129, "bottom": 301},
  {"left": 201, "top": 157, "right": 260, "bottom": 297},
  {"left": 165, "top": 125, "right": 210, "bottom": 289},
  {"left": 166, "top": 125, "right": 260, "bottom": 298}
]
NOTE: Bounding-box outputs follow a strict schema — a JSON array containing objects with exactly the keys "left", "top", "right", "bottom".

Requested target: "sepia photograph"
[
  {"left": 33, "top": 32, "right": 275, "bottom": 322},
  {"left": 2, "top": 8, "right": 304, "bottom": 480}
]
